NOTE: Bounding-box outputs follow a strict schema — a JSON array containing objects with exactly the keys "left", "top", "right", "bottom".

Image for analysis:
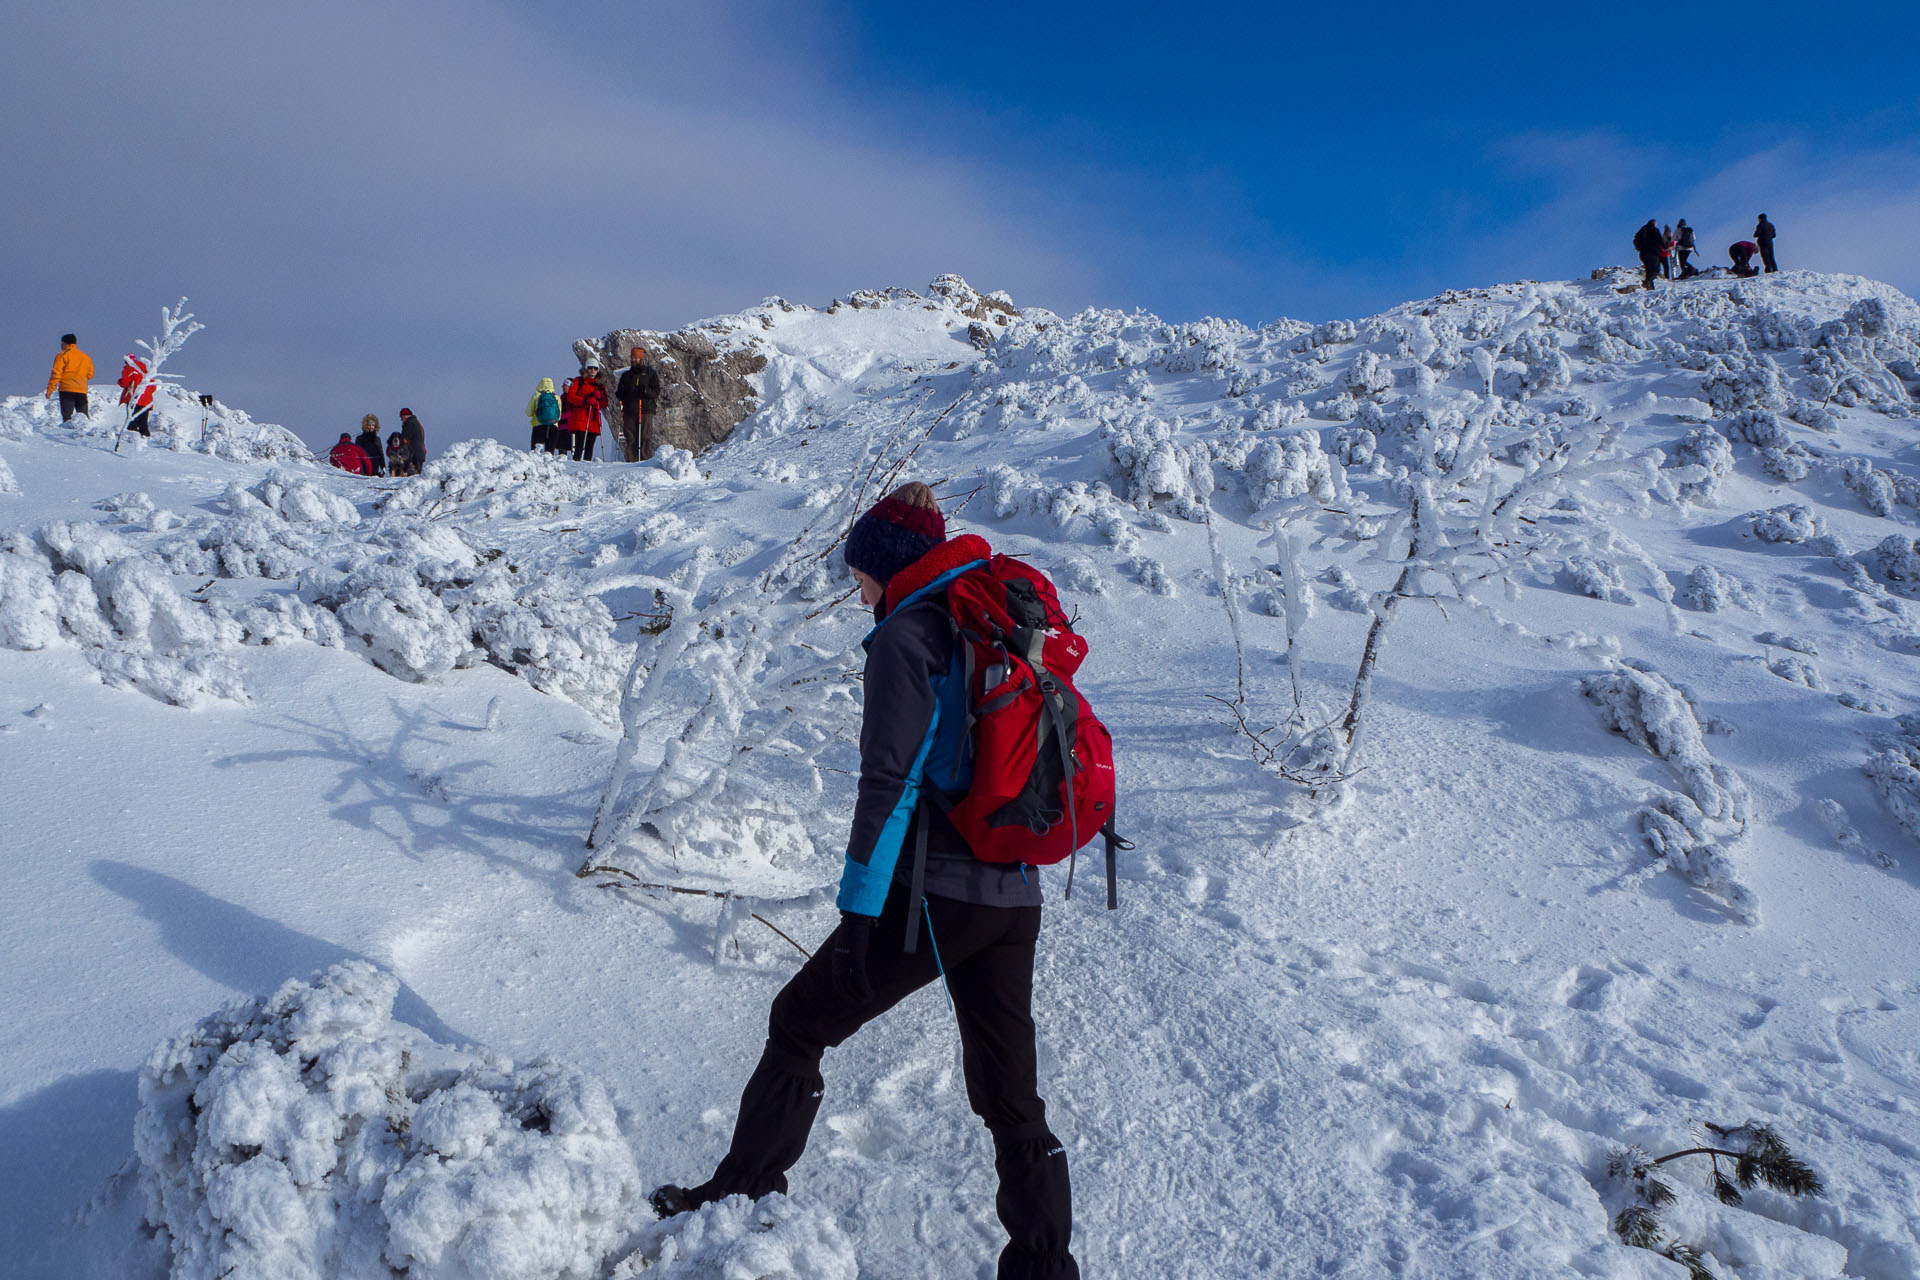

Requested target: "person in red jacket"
[
  {"left": 118, "top": 354, "right": 156, "bottom": 437},
  {"left": 328, "top": 432, "right": 371, "bottom": 474},
  {"left": 562, "top": 362, "right": 609, "bottom": 462}
]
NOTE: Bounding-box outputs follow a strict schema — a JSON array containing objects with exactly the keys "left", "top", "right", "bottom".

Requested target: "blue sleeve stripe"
[{"left": 837, "top": 703, "right": 941, "bottom": 916}]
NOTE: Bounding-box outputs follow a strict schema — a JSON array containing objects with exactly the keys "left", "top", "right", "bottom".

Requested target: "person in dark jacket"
[
  {"left": 1675, "top": 219, "right": 1698, "bottom": 278},
  {"left": 1755, "top": 214, "right": 1778, "bottom": 273},
  {"left": 651, "top": 482, "right": 1081, "bottom": 1280},
  {"left": 1632, "top": 220, "right": 1664, "bottom": 290},
  {"left": 328, "top": 433, "right": 371, "bottom": 474},
  {"left": 398, "top": 408, "right": 427, "bottom": 473},
  {"left": 355, "top": 414, "right": 387, "bottom": 477},
  {"left": 1730, "top": 240, "right": 1760, "bottom": 277},
  {"left": 615, "top": 346, "right": 664, "bottom": 462}
]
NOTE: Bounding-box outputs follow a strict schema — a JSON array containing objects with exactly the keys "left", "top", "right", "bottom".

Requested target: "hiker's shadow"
[{"left": 88, "top": 860, "right": 465, "bottom": 1046}]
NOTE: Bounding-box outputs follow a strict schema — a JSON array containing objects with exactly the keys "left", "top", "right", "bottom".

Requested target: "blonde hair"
[{"left": 361, "top": 413, "right": 380, "bottom": 431}]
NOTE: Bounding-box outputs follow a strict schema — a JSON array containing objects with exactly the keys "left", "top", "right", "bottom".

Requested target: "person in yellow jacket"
[
  {"left": 46, "top": 334, "right": 95, "bottom": 422},
  {"left": 525, "top": 377, "right": 562, "bottom": 453}
]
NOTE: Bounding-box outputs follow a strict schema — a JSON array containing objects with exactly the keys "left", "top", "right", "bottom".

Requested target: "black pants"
[
  {"left": 1639, "top": 252, "right": 1660, "bottom": 289},
  {"left": 126, "top": 407, "right": 151, "bottom": 437},
  {"left": 1677, "top": 248, "right": 1697, "bottom": 277},
  {"left": 1760, "top": 240, "right": 1778, "bottom": 272},
  {"left": 703, "top": 891, "right": 1078, "bottom": 1280},
  {"left": 571, "top": 430, "right": 597, "bottom": 462},
  {"left": 531, "top": 424, "right": 548, "bottom": 452},
  {"left": 58, "top": 390, "right": 89, "bottom": 421}
]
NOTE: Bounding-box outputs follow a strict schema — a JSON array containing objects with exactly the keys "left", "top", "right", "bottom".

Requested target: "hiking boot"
[{"left": 649, "top": 1182, "right": 714, "bottom": 1219}]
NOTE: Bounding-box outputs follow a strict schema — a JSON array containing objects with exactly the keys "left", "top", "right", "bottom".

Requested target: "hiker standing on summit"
[
  {"left": 1675, "top": 219, "right": 1698, "bottom": 278},
  {"left": 398, "top": 408, "right": 427, "bottom": 474},
  {"left": 562, "top": 363, "right": 608, "bottom": 462},
  {"left": 1755, "top": 214, "right": 1779, "bottom": 273},
  {"left": 616, "top": 346, "right": 662, "bottom": 462},
  {"left": 1633, "top": 220, "right": 1665, "bottom": 290},
  {"left": 652, "top": 481, "right": 1088, "bottom": 1280},
  {"left": 526, "top": 377, "right": 562, "bottom": 453},
  {"left": 46, "top": 334, "right": 94, "bottom": 422}
]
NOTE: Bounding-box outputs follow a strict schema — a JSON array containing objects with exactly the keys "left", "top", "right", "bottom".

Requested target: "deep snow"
[{"left": 3, "top": 267, "right": 1920, "bottom": 1278}]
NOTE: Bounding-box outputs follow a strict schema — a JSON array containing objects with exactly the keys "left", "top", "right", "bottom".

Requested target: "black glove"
[{"left": 831, "top": 912, "right": 877, "bottom": 1004}]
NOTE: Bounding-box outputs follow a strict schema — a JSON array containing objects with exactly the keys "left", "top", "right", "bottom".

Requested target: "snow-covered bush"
[
  {"left": 1745, "top": 504, "right": 1820, "bottom": 544},
  {"left": 1701, "top": 355, "right": 1787, "bottom": 414},
  {"left": 135, "top": 962, "right": 642, "bottom": 1280},
  {"left": 1842, "top": 457, "right": 1897, "bottom": 517},
  {"left": 1662, "top": 429, "right": 1735, "bottom": 505},
  {"left": 1582, "top": 664, "right": 1756, "bottom": 921},
  {"left": 1721, "top": 409, "right": 1787, "bottom": 448},
  {"left": 1758, "top": 444, "right": 1813, "bottom": 482},
  {"left": 1866, "top": 716, "right": 1920, "bottom": 848},
  {"left": 1232, "top": 432, "right": 1337, "bottom": 507},
  {"left": 1564, "top": 555, "right": 1633, "bottom": 604},
  {"left": 0, "top": 521, "right": 248, "bottom": 706},
  {"left": 1676, "top": 565, "right": 1756, "bottom": 612},
  {"left": 1103, "top": 417, "right": 1209, "bottom": 519},
  {"left": 1867, "top": 535, "right": 1920, "bottom": 597}
]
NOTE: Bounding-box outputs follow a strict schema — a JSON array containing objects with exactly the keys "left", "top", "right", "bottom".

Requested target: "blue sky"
[{"left": 3, "top": 0, "right": 1914, "bottom": 450}]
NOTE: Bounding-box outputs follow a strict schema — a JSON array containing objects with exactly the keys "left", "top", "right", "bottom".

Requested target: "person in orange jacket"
[
  {"left": 562, "top": 362, "right": 609, "bottom": 462},
  {"left": 118, "top": 354, "right": 156, "bottom": 437},
  {"left": 46, "top": 334, "right": 95, "bottom": 422}
]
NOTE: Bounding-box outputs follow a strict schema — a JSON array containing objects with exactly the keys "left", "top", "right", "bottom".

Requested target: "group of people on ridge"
[
  {"left": 43, "top": 334, "right": 157, "bottom": 437},
  {"left": 328, "top": 410, "right": 426, "bottom": 477},
  {"left": 527, "top": 345, "right": 662, "bottom": 463},
  {"left": 1633, "top": 214, "right": 1779, "bottom": 289}
]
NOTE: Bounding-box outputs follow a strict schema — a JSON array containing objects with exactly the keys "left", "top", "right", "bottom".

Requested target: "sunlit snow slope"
[{"left": 3, "top": 267, "right": 1919, "bottom": 1279}]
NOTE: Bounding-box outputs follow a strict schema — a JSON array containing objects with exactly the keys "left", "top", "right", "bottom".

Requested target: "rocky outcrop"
[{"left": 573, "top": 327, "right": 769, "bottom": 460}]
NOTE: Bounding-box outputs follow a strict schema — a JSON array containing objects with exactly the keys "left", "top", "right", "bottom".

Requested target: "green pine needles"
[{"left": 1607, "top": 1122, "right": 1824, "bottom": 1279}]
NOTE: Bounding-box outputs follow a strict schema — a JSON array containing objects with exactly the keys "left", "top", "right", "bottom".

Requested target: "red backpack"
[{"left": 929, "top": 555, "right": 1125, "bottom": 908}]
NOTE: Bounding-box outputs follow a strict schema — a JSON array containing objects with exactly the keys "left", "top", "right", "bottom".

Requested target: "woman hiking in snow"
[
  {"left": 562, "top": 364, "right": 608, "bottom": 462},
  {"left": 526, "top": 377, "right": 562, "bottom": 453},
  {"left": 651, "top": 482, "right": 1082, "bottom": 1280}
]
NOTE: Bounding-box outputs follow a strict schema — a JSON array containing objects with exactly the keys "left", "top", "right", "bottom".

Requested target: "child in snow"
[{"left": 651, "top": 483, "right": 1082, "bottom": 1280}]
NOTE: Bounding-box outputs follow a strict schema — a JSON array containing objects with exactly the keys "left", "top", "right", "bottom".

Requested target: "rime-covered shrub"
[
  {"left": 1722, "top": 409, "right": 1787, "bottom": 448},
  {"left": 1663, "top": 428, "right": 1735, "bottom": 504},
  {"left": 1331, "top": 426, "right": 1376, "bottom": 467},
  {"left": 1103, "top": 419, "right": 1207, "bottom": 518},
  {"left": 1701, "top": 356, "right": 1787, "bottom": 413},
  {"left": 1746, "top": 505, "right": 1820, "bottom": 544},
  {"left": 1842, "top": 457, "right": 1897, "bottom": 517},
  {"left": 1234, "top": 433, "right": 1336, "bottom": 506},
  {"left": 1582, "top": 664, "right": 1757, "bottom": 921},
  {"left": 1564, "top": 555, "right": 1634, "bottom": 604},
  {"left": 1346, "top": 351, "right": 1393, "bottom": 397},
  {"left": 1677, "top": 565, "right": 1756, "bottom": 612},
  {"left": 1759, "top": 445, "right": 1813, "bottom": 482},
  {"left": 1868, "top": 535, "right": 1920, "bottom": 596},
  {"left": 135, "top": 962, "right": 643, "bottom": 1280}
]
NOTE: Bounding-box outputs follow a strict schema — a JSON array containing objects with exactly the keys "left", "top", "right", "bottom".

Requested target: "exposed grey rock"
[{"left": 574, "top": 327, "right": 769, "bottom": 459}]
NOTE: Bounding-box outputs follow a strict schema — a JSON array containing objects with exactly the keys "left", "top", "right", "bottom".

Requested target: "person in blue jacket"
[{"left": 651, "top": 481, "right": 1080, "bottom": 1280}]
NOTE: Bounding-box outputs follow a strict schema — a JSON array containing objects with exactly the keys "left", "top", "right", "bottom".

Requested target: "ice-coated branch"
[{"left": 116, "top": 297, "right": 204, "bottom": 453}]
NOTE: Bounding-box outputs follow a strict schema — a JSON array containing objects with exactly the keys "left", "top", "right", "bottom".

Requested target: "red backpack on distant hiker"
[{"left": 910, "top": 542, "right": 1126, "bottom": 906}]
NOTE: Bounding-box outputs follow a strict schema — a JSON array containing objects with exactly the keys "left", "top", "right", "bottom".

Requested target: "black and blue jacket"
[{"left": 837, "top": 534, "right": 1041, "bottom": 917}]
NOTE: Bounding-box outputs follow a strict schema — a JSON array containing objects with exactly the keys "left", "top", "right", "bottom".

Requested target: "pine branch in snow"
[{"left": 1606, "top": 1122, "right": 1823, "bottom": 1278}]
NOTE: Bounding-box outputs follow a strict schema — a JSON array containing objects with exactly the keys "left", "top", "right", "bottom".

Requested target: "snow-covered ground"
[{"left": 3, "top": 267, "right": 1919, "bottom": 1279}]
